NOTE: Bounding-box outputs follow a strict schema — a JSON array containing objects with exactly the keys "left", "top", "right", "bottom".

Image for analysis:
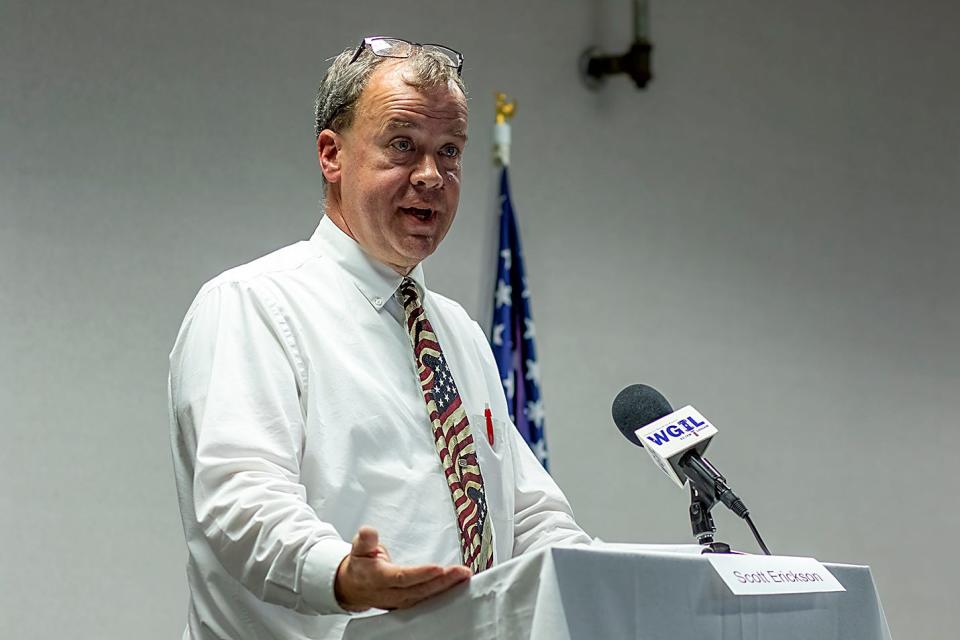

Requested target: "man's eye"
[
  {"left": 391, "top": 139, "right": 413, "bottom": 152},
  {"left": 440, "top": 145, "right": 460, "bottom": 159}
]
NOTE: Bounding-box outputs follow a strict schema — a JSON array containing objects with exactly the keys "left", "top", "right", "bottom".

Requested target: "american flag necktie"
[{"left": 397, "top": 277, "right": 494, "bottom": 573}]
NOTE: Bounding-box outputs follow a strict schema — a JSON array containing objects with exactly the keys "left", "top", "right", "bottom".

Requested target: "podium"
[{"left": 342, "top": 544, "right": 891, "bottom": 640}]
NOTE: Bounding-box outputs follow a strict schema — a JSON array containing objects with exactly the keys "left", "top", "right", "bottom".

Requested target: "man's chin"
[{"left": 394, "top": 239, "right": 437, "bottom": 267}]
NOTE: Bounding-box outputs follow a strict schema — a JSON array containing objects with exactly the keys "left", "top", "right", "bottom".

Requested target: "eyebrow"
[{"left": 383, "top": 118, "right": 468, "bottom": 141}]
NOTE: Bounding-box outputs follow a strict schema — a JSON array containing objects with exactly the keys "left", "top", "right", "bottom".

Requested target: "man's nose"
[{"left": 411, "top": 154, "right": 443, "bottom": 190}]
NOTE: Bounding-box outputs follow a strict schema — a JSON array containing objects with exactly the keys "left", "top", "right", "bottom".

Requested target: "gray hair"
[{"left": 314, "top": 45, "right": 468, "bottom": 140}]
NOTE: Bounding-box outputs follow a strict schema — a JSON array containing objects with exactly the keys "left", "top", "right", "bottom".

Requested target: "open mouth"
[{"left": 400, "top": 206, "right": 435, "bottom": 221}]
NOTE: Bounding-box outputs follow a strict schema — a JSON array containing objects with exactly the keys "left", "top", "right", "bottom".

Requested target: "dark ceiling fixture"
[{"left": 580, "top": 0, "right": 653, "bottom": 90}]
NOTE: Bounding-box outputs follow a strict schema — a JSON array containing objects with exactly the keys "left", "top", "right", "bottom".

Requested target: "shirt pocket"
[{"left": 469, "top": 413, "right": 515, "bottom": 565}]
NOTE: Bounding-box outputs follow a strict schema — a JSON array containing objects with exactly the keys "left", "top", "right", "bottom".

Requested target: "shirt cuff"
[{"left": 301, "top": 537, "right": 354, "bottom": 614}]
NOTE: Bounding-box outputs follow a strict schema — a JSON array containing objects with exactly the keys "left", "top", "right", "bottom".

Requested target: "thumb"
[{"left": 352, "top": 525, "right": 381, "bottom": 557}]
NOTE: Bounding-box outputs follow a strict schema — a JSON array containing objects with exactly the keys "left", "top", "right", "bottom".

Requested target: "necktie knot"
[{"left": 397, "top": 277, "right": 421, "bottom": 312}]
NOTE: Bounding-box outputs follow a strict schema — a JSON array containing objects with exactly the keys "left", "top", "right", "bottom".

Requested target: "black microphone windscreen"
[{"left": 612, "top": 384, "right": 674, "bottom": 447}]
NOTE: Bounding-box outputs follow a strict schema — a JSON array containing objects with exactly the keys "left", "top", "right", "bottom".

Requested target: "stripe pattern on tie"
[{"left": 398, "top": 277, "right": 493, "bottom": 572}]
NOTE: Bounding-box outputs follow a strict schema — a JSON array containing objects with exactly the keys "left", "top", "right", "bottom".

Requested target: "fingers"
[
  {"left": 385, "top": 565, "right": 473, "bottom": 610},
  {"left": 383, "top": 562, "right": 447, "bottom": 588},
  {"left": 352, "top": 525, "right": 381, "bottom": 557},
  {"left": 337, "top": 525, "right": 473, "bottom": 611}
]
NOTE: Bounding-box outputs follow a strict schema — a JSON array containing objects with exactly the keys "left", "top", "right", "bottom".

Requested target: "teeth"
[{"left": 404, "top": 207, "right": 432, "bottom": 219}]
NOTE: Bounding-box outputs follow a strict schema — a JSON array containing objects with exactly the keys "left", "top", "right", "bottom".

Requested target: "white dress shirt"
[{"left": 168, "top": 216, "right": 591, "bottom": 640}]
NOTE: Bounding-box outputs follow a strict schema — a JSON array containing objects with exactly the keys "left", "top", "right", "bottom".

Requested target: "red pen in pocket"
[{"left": 484, "top": 404, "right": 494, "bottom": 446}]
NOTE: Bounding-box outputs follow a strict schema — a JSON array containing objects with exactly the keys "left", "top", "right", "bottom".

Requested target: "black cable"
[{"left": 745, "top": 514, "right": 772, "bottom": 555}]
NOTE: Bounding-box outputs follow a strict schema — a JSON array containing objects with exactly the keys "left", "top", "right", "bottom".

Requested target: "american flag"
[{"left": 490, "top": 167, "right": 549, "bottom": 470}]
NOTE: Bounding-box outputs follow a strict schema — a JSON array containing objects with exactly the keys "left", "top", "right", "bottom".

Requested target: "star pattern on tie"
[{"left": 422, "top": 352, "right": 458, "bottom": 411}]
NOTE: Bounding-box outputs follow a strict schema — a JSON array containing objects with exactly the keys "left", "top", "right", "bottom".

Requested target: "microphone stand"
[
  {"left": 680, "top": 451, "right": 776, "bottom": 553},
  {"left": 688, "top": 484, "right": 731, "bottom": 554}
]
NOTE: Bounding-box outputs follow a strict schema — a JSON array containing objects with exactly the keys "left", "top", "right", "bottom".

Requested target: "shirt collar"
[{"left": 309, "top": 215, "right": 427, "bottom": 311}]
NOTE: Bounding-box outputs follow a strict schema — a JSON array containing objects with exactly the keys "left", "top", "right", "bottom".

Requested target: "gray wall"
[{"left": 3, "top": 1, "right": 957, "bottom": 638}]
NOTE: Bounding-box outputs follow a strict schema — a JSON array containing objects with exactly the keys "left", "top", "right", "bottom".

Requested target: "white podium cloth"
[{"left": 342, "top": 544, "right": 891, "bottom": 640}]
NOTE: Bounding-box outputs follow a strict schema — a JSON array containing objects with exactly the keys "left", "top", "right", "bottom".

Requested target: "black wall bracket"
[
  {"left": 580, "top": 39, "right": 653, "bottom": 90},
  {"left": 580, "top": 0, "right": 654, "bottom": 90}
]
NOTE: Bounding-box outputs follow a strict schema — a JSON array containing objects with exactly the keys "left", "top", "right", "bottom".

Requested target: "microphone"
[{"left": 611, "top": 384, "right": 748, "bottom": 519}]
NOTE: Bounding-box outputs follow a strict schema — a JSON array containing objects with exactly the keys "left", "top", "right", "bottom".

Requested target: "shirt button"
[
  {"left": 458, "top": 458, "right": 469, "bottom": 468},
  {"left": 373, "top": 296, "right": 383, "bottom": 306}
]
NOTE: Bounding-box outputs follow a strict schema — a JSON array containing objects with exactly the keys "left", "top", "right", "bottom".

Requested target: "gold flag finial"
[
  {"left": 495, "top": 92, "right": 517, "bottom": 125},
  {"left": 493, "top": 92, "right": 517, "bottom": 166}
]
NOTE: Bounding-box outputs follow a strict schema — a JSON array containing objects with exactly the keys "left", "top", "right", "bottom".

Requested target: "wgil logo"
[{"left": 644, "top": 415, "right": 708, "bottom": 447}]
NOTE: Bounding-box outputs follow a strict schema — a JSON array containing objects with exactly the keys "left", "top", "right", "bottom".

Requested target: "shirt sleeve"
[{"left": 169, "top": 281, "right": 352, "bottom": 615}]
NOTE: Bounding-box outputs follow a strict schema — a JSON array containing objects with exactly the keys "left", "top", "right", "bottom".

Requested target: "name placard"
[{"left": 706, "top": 554, "right": 845, "bottom": 595}]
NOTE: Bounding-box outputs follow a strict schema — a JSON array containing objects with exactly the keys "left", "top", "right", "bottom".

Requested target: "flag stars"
[
  {"left": 492, "top": 323, "right": 505, "bottom": 346},
  {"left": 424, "top": 353, "right": 460, "bottom": 413},
  {"left": 502, "top": 370, "right": 515, "bottom": 401},
  {"left": 531, "top": 438, "right": 548, "bottom": 465},
  {"left": 524, "top": 359, "right": 541, "bottom": 386},
  {"left": 525, "top": 399, "right": 545, "bottom": 429},
  {"left": 500, "top": 248, "right": 512, "bottom": 271},
  {"left": 523, "top": 319, "right": 535, "bottom": 340},
  {"left": 495, "top": 280, "right": 512, "bottom": 308},
  {"left": 492, "top": 176, "right": 548, "bottom": 470}
]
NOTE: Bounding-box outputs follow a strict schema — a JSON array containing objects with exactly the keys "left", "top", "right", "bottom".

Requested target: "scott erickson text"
[{"left": 733, "top": 570, "right": 825, "bottom": 584}]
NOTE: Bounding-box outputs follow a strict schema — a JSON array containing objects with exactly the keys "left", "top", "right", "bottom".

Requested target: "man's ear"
[{"left": 317, "top": 129, "right": 342, "bottom": 183}]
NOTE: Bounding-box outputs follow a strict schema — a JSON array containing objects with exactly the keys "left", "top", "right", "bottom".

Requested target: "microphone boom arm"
[{"left": 678, "top": 452, "right": 750, "bottom": 519}]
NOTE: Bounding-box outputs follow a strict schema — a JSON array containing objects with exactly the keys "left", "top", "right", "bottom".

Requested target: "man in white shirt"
[{"left": 169, "top": 37, "right": 590, "bottom": 640}]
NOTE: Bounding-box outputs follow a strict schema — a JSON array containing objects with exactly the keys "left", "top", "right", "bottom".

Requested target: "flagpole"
[{"left": 493, "top": 92, "right": 516, "bottom": 167}]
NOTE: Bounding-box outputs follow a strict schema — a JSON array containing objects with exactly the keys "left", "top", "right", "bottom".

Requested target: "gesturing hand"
[{"left": 334, "top": 525, "right": 472, "bottom": 612}]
